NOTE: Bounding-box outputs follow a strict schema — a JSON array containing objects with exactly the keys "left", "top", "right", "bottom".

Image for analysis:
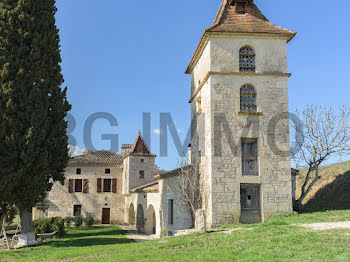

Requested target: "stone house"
[{"left": 35, "top": 0, "right": 296, "bottom": 235}]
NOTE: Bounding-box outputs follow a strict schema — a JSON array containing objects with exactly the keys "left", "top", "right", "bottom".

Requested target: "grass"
[{"left": 1, "top": 210, "right": 350, "bottom": 262}]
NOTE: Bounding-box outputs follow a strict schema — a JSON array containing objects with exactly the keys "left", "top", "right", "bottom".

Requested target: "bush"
[
  {"left": 74, "top": 215, "right": 83, "bottom": 227},
  {"left": 64, "top": 217, "right": 73, "bottom": 227},
  {"left": 34, "top": 217, "right": 66, "bottom": 237},
  {"left": 84, "top": 213, "right": 94, "bottom": 227}
]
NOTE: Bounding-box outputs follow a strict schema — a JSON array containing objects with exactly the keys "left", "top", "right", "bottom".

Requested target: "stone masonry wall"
[{"left": 46, "top": 164, "right": 125, "bottom": 224}]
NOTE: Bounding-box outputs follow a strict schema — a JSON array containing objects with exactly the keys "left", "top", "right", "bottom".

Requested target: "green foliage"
[
  {"left": 0, "top": 0, "right": 71, "bottom": 216},
  {"left": 64, "top": 217, "right": 73, "bottom": 227},
  {"left": 84, "top": 213, "right": 94, "bottom": 227},
  {"left": 73, "top": 215, "right": 83, "bottom": 227},
  {"left": 34, "top": 217, "right": 65, "bottom": 237}
]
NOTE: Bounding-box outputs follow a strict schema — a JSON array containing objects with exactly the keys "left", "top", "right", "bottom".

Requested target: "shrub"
[
  {"left": 64, "top": 217, "right": 73, "bottom": 227},
  {"left": 74, "top": 215, "right": 83, "bottom": 227},
  {"left": 84, "top": 213, "right": 94, "bottom": 227},
  {"left": 34, "top": 217, "right": 66, "bottom": 237}
]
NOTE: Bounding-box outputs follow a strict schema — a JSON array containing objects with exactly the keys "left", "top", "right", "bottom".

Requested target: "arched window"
[
  {"left": 240, "top": 85, "right": 257, "bottom": 112},
  {"left": 239, "top": 47, "right": 255, "bottom": 72}
]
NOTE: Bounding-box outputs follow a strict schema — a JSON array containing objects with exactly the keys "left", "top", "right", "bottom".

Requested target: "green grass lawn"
[{"left": 1, "top": 210, "right": 350, "bottom": 262}]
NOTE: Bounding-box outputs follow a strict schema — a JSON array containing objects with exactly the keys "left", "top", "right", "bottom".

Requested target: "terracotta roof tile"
[
  {"left": 69, "top": 150, "right": 123, "bottom": 165},
  {"left": 129, "top": 131, "right": 156, "bottom": 157},
  {"left": 185, "top": 0, "right": 296, "bottom": 74},
  {"left": 207, "top": 2, "right": 295, "bottom": 37},
  {"left": 130, "top": 179, "right": 159, "bottom": 193}
]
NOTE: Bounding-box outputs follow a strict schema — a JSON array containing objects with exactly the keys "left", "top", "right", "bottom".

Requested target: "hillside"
[{"left": 296, "top": 161, "right": 350, "bottom": 211}]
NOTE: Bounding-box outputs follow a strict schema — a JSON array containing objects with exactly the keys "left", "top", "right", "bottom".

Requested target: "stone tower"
[
  {"left": 122, "top": 131, "right": 156, "bottom": 194},
  {"left": 186, "top": 0, "right": 296, "bottom": 227}
]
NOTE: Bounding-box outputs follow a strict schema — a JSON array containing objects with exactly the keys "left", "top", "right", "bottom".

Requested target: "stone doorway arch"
[
  {"left": 128, "top": 204, "right": 136, "bottom": 225},
  {"left": 145, "top": 204, "right": 156, "bottom": 235},
  {"left": 136, "top": 204, "right": 144, "bottom": 232}
]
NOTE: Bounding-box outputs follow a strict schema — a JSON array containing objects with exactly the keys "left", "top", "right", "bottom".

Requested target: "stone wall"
[
  {"left": 190, "top": 36, "right": 293, "bottom": 228},
  {"left": 45, "top": 164, "right": 125, "bottom": 224},
  {"left": 123, "top": 155, "right": 156, "bottom": 193}
]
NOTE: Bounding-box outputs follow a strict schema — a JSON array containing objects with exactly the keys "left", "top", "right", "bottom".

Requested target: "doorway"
[
  {"left": 102, "top": 208, "right": 110, "bottom": 224},
  {"left": 240, "top": 184, "right": 261, "bottom": 224}
]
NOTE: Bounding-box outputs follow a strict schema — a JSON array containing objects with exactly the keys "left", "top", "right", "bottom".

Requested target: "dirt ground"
[{"left": 299, "top": 221, "right": 350, "bottom": 230}]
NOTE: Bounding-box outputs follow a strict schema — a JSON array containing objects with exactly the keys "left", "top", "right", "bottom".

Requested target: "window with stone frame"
[
  {"left": 74, "top": 179, "right": 83, "bottom": 192},
  {"left": 103, "top": 179, "right": 112, "bottom": 192},
  {"left": 241, "top": 138, "right": 258, "bottom": 176},
  {"left": 73, "top": 205, "right": 82, "bottom": 217},
  {"left": 139, "top": 171, "right": 145, "bottom": 178},
  {"left": 240, "top": 85, "right": 257, "bottom": 112},
  {"left": 239, "top": 47, "right": 255, "bottom": 72}
]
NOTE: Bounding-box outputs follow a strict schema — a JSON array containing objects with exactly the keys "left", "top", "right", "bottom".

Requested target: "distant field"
[
  {"left": 1, "top": 210, "right": 350, "bottom": 262},
  {"left": 296, "top": 161, "right": 350, "bottom": 211}
]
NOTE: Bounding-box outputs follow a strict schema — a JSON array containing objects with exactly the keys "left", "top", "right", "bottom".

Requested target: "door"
[
  {"left": 102, "top": 208, "right": 110, "bottom": 224},
  {"left": 240, "top": 184, "right": 261, "bottom": 224}
]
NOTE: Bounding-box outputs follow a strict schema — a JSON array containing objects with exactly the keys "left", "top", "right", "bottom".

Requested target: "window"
[
  {"left": 73, "top": 205, "right": 82, "bottom": 217},
  {"left": 139, "top": 171, "right": 145, "bottom": 178},
  {"left": 239, "top": 47, "right": 255, "bottom": 72},
  {"left": 140, "top": 159, "right": 144, "bottom": 163},
  {"left": 75, "top": 179, "right": 82, "bottom": 192},
  {"left": 168, "top": 199, "right": 174, "bottom": 225},
  {"left": 103, "top": 179, "right": 112, "bottom": 192},
  {"left": 105, "top": 168, "right": 111, "bottom": 174},
  {"left": 234, "top": 1, "right": 248, "bottom": 14},
  {"left": 76, "top": 168, "right": 81, "bottom": 175},
  {"left": 240, "top": 85, "right": 257, "bottom": 112},
  {"left": 241, "top": 139, "right": 258, "bottom": 176},
  {"left": 196, "top": 96, "right": 202, "bottom": 115}
]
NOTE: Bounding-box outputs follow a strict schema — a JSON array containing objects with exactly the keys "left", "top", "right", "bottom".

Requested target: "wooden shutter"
[
  {"left": 112, "top": 179, "right": 117, "bottom": 193},
  {"left": 97, "top": 178, "right": 102, "bottom": 193},
  {"left": 83, "top": 179, "right": 89, "bottom": 193},
  {"left": 68, "top": 179, "right": 74, "bottom": 193}
]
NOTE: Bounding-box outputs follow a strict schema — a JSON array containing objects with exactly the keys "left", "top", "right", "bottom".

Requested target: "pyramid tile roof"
[
  {"left": 129, "top": 131, "right": 156, "bottom": 157},
  {"left": 186, "top": 0, "right": 296, "bottom": 74}
]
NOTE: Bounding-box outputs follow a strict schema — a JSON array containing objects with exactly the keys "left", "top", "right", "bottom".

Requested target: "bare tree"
[
  {"left": 174, "top": 154, "right": 208, "bottom": 227},
  {"left": 291, "top": 105, "right": 350, "bottom": 210}
]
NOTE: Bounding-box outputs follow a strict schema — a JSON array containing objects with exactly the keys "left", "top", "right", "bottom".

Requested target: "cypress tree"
[{"left": 0, "top": 0, "right": 71, "bottom": 246}]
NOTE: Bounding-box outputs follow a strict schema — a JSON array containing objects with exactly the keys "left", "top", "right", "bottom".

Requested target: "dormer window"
[{"left": 231, "top": 0, "right": 248, "bottom": 14}]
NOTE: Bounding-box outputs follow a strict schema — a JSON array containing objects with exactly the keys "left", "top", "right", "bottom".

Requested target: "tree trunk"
[
  {"left": 17, "top": 209, "right": 36, "bottom": 247},
  {"left": 294, "top": 199, "right": 303, "bottom": 212}
]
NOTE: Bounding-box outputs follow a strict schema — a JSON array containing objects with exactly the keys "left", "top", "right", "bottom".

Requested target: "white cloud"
[
  {"left": 153, "top": 129, "right": 161, "bottom": 135},
  {"left": 68, "top": 145, "right": 85, "bottom": 157}
]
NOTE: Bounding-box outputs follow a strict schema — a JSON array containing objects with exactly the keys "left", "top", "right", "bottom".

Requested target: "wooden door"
[{"left": 102, "top": 208, "right": 110, "bottom": 224}]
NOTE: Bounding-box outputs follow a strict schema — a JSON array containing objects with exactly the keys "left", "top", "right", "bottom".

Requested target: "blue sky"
[{"left": 56, "top": 0, "right": 350, "bottom": 170}]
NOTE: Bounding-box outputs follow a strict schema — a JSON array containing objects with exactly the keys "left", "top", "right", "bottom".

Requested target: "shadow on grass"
[
  {"left": 65, "top": 227, "right": 127, "bottom": 238},
  {"left": 47, "top": 237, "right": 134, "bottom": 247}
]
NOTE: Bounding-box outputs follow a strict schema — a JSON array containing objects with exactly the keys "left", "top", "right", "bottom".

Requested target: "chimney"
[{"left": 121, "top": 144, "right": 132, "bottom": 156}]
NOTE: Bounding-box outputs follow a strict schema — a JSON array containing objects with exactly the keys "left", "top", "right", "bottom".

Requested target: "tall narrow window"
[
  {"left": 139, "top": 171, "right": 145, "bottom": 178},
  {"left": 239, "top": 47, "right": 255, "bottom": 72},
  {"left": 241, "top": 139, "right": 258, "bottom": 176},
  {"left": 168, "top": 199, "right": 174, "bottom": 225},
  {"left": 73, "top": 205, "right": 82, "bottom": 217},
  {"left": 103, "top": 179, "right": 112, "bottom": 192},
  {"left": 76, "top": 168, "right": 81, "bottom": 175},
  {"left": 240, "top": 85, "right": 257, "bottom": 112},
  {"left": 75, "top": 179, "right": 82, "bottom": 192}
]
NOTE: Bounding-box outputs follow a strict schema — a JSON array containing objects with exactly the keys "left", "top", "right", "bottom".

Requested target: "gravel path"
[{"left": 299, "top": 221, "right": 350, "bottom": 230}]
